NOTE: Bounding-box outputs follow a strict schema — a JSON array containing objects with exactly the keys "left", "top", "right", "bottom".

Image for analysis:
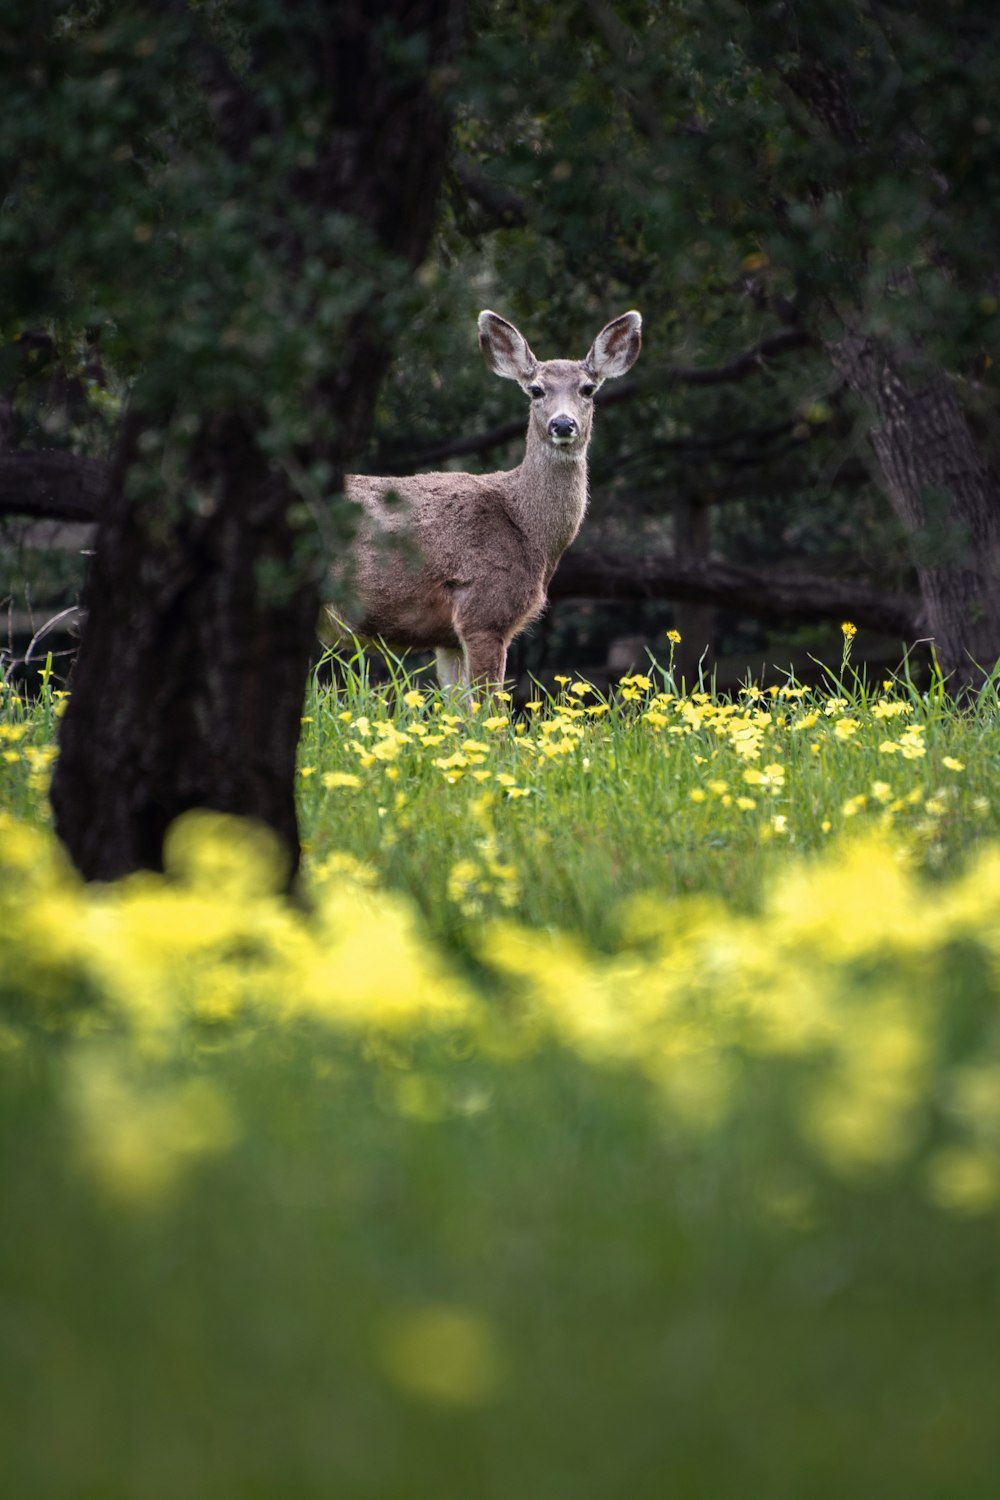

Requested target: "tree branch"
[
  {"left": 451, "top": 154, "right": 528, "bottom": 229},
  {"left": 376, "top": 329, "right": 815, "bottom": 470},
  {"left": 0, "top": 452, "right": 108, "bottom": 522},
  {"left": 550, "top": 549, "right": 920, "bottom": 637},
  {"left": 0, "top": 450, "right": 916, "bottom": 638}
]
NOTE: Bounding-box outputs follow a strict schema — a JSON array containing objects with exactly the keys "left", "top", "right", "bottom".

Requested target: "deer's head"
[{"left": 478, "top": 310, "right": 642, "bottom": 460}]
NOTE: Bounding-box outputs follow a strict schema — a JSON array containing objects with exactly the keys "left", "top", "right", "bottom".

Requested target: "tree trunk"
[
  {"left": 50, "top": 0, "right": 461, "bottom": 882},
  {"left": 50, "top": 414, "right": 319, "bottom": 879},
  {"left": 672, "top": 495, "right": 715, "bottom": 682},
  {"left": 828, "top": 333, "right": 1000, "bottom": 691}
]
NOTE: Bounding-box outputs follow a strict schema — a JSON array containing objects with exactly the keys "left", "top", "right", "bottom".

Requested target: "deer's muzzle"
[{"left": 548, "top": 415, "right": 578, "bottom": 442}]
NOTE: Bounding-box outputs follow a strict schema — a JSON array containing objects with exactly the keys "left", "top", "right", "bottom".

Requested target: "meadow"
[{"left": 4, "top": 634, "right": 1000, "bottom": 1498}]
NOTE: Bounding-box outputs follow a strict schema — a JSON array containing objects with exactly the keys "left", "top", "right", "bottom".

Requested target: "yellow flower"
[
  {"left": 403, "top": 689, "right": 426, "bottom": 708},
  {"left": 926, "top": 1147, "right": 1000, "bottom": 1215},
  {"left": 322, "top": 771, "right": 362, "bottom": 789},
  {"left": 943, "top": 756, "right": 965, "bottom": 772},
  {"left": 377, "top": 1304, "right": 503, "bottom": 1407},
  {"left": 666, "top": 629, "right": 682, "bottom": 644},
  {"left": 743, "top": 764, "right": 783, "bottom": 791},
  {"left": 841, "top": 621, "right": 857, "bottom": 639},
  {"left": 872, "top": 701, "right": 911, "bottom": 719},
  {"left": 433, "top": 753, "right": 468, "bottom": 772}
]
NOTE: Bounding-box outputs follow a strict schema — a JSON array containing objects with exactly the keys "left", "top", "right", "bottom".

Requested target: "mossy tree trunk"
[{"left": 50, "top": 0, "right": 461, "bottom": 883}]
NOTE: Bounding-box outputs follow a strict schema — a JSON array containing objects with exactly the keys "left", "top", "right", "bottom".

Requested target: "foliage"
[
  {"left": 6, "top": 653, "right": 1000, "bottom": 1493},
  {"left": 365, "top": 0, "right": 1000, "bottom": 671},
  {"left": 0, "top": 0, "right": 427, "bottom": 501}
]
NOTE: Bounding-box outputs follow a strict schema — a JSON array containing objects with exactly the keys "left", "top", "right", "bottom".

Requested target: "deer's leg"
[
  {"left": 317, "top": 603, "right": 352, "bottom": 648},
  {"left": 435, "top": 647, "right": 465, "bottom": 689},
  {"left": 460, "top": 630, "right": 508, "bottom": 690}
]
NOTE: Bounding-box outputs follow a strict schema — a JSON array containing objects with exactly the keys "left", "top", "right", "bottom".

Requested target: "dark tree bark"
[
  {"left": 50, "top": 0, "right": 462, "bottom": 882},
  {"left": 827, "top": 335, "right": 1000, "bottom": 690}
]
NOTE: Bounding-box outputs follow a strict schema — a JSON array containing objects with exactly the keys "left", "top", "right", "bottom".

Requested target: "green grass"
[
  {"left": 295, "top": 649, "right": 1000, "bottom": 941},
  {"left": 5, "top": 650, "right": 1000, "bottom": 1498}
]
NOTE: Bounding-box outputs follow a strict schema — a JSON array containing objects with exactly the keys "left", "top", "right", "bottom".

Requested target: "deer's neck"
[{"left": 508, "top": 436, "right": 589, "bottom": 568}]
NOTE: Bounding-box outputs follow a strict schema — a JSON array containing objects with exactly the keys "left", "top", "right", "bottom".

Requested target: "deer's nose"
[{"left": 549, "top": 415, "right": 578, "bottom": 440}]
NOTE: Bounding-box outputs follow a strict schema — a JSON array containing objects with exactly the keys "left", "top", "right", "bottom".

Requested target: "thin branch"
[
  {"left": 376, "top": 329, "right": 815, "bottom": 471},
  {"left": 661, "top": 328, "right": 815, "bottom": 387},
  {"left": 451, "top": 154, "right": 528, "bottom": 229}
]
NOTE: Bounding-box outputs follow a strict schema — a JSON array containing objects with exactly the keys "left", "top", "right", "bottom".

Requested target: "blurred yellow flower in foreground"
[
  {"left": 376, "top": 1304, "right": 504, "bottom": 1406},
  {"left": 7, "top": 788, "right": 1000, "bottom": 1220}
]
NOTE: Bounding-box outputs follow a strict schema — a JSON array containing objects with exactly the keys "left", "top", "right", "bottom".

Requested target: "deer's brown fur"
[{"left": 319, "top": 310, "right": 642, "bottom": 687}]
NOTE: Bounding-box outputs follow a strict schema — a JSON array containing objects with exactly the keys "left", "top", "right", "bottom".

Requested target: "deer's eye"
[
  {"left": 580, "top": 383, "right": 596, "bottom": 399},
  {"left": 528, "top": 384, "right": 544, "bottom": 400}
]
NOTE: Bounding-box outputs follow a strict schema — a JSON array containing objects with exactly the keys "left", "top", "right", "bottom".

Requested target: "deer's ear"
[
  {"left": 478, "top": 311, "right": 538, "bottom": 382},
  {"left": 585, "top": 311, "right": 642, "bottom": 382}
]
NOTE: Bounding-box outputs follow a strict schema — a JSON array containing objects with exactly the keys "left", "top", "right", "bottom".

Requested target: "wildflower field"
[{"left": 5, "top": 642, "right": 1000, "bottom": 1498}]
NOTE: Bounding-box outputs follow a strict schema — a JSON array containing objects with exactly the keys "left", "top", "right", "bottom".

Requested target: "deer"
[{"left": 318, "top": 308, "right": 642, "bottom": 689}]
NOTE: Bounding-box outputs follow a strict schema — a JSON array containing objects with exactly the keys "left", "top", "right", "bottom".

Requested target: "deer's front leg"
[
  {"left": 460, "top": 630, "right": 508, "bottom": 690},
  {"left": 435, "top": 647, "right": 465, "bottom": 689}
]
